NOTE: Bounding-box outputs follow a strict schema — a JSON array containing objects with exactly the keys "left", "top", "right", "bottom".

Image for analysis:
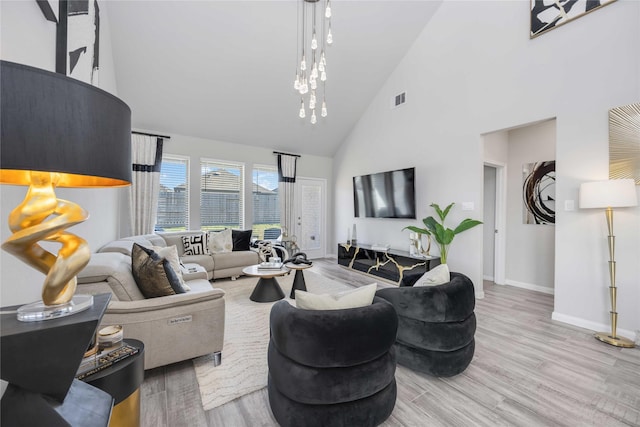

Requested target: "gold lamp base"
[{"left": 594, "top": 332, "right": 635, "bottom": 348}]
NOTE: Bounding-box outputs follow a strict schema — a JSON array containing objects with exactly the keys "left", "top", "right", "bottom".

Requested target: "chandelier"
[{"left": 294, "top": 0, "right": 332, "bottom": 124}]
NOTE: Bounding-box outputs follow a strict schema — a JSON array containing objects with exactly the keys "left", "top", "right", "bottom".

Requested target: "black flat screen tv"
[{"left": 353, "top": 167, "right": 416, "bottom": 219}]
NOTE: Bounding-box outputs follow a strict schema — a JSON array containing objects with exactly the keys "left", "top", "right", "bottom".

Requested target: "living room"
[{"left": 1, "top": 0, "right": 639, "bottom": 426}]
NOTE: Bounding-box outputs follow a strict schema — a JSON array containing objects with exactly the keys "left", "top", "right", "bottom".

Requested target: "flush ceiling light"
[{"left": 294, "top": 0, "right": 332, "bottom": 124}]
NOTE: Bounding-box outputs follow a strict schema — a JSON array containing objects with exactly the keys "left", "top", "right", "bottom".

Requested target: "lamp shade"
[
  {"left": 579, "top": 179, "right": 638, "bottom": 209},
  {"left": 0, "top": 60, "right": 131, "bottom": 187}
]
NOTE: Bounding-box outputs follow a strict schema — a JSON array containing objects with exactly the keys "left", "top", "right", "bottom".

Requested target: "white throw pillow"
[
  {"left": 296, "top": 283, "right": 377, "bottom": 310},
  {"left": 153, "top": 245, "right": 189, "bottom": 291},
  {"left": 208, "top": 229, "right": 233, "bottom": 253},
  {"left": 414, "top": 264, "right": 450, "bottom": 287}
]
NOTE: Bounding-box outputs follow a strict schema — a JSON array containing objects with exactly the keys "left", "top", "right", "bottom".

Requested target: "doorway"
[
  {"left": 293, "top": 177, "right": 327, "bottom": 259},
  {"left": 483, "top": 162, "right": 506, "bottom": 285}
]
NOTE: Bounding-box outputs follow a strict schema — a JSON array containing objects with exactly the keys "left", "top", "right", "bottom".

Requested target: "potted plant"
[{"left": 404, "top": 203, "right": 482, "bottom": 264}]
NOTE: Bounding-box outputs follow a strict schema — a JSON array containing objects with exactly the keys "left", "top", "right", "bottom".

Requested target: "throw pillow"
[
  {"left": 208, "top": 228, "right": 233, "bottom": 253},
  {"left": 231, "top": 229, "right": 252, "bottom": 251},
  {"left": 131, "top": 243, "right": 186, "bottom": 298},
  {"left": 296, "top": 283, "right": 377, "bottom": 310},
  {"left": 414, "top": 264, "right": 450, "bottom": 287},
  {"left": 182, "top": 234, "right": 208, "bottom": 255},
  {"left": 153, "top": 245, "right": 188, "bottom": 292}
]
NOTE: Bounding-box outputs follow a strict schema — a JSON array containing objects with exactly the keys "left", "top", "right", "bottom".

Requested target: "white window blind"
[
  {"left": 156, "top": 156, "right": 189, "bottom": 231},
  {"left": 252, "top": 165, "right": 280, "bottom": 240},
  {"left": 200, "top": 159, "right": 244, "bottom": 231}
]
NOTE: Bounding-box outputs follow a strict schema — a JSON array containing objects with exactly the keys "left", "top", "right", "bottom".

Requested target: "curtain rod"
[
  {"left": 273, "top": 151, "right": 301, "bottom": 158},
  {"left": 132, "top": 130, "right": 171, "bottom": 139}
]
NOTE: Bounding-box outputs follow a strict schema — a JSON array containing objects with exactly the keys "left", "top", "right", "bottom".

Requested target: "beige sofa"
[
  {"left": 97, "top": 231, "right": 261, "bottom": 280},
  {"left": 77, "top": 251, "right": 225, "bottom": 370}
]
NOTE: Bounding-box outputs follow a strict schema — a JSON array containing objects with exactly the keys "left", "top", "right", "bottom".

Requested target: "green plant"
[{"left": 404, "top": 203, "right": 482, "bottom": 264}]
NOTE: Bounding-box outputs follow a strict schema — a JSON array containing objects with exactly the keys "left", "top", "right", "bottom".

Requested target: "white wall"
[
  {"left": 505, "top": 120, "right": 556, "bottom": 293},
  {"left": 139, "top": 131, "right": 333, "bottom": 246},
  {"left": 334, "top": 0, "right": 640, "bottom": 336},
  {"left": 0, "top": 0, "right": 124, "bottom": 306}
]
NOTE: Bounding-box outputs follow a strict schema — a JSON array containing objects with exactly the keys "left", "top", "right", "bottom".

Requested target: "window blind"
[
  {"left": 156, "top": 156, "right": 189, "bottom": 231},
  {"left": 252, "top": 165, "right": 280, "bottom": 240},
  {"left": 200, "top": 159, "right": 245, "bottom": 230}
]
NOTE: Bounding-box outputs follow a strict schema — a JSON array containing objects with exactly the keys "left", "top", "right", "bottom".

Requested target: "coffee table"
[
  {"left": 285, "top": 263, "right": 312, "bottom": 299},
  {"left": 243, "top": 265, "right": 290, "bottom": 302}
]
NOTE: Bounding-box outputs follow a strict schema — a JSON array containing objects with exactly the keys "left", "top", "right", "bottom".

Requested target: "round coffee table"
[
  {"left": 285, "top": 263, "right": 312, "bottom": 299},
  {"left": 243, "top": 265, "right": 290, "bottom": 302}
]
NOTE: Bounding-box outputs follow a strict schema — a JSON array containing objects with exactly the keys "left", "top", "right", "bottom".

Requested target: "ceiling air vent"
[{"left": 392, "top": 92, "right": 406, "bottom": 108}]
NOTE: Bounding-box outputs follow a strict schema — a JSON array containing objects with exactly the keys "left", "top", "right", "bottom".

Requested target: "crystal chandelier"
[{"left": 294, "top": 0, "right": 332, "bottom": 124}]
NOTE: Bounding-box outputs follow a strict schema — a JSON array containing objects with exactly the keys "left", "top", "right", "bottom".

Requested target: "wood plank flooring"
[{"left": 141, "top": 259, "right": 640, "bottom": 426}]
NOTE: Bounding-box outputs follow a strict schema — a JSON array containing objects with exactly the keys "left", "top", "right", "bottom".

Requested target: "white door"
[{"left": 293, "top": 178, "right": 326, "bottom": 259}]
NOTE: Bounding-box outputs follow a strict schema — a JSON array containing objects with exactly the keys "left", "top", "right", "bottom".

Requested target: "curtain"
[
  {"left": 130, "top": 134, "right": 163, "bottom": 235},
  {"left": 277, "top": 154, "right": 298, "bottom": 250}
]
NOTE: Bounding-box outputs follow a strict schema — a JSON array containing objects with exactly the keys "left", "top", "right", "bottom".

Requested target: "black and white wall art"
[
  {"left": 530, "top": 0, "right": 617, "bottom": 38},
  {"left": 66, "top": 0, "right": 100, "bottom": 84},
  {"left": 523, "top": 161, "right": 556, "bottom": 225}
]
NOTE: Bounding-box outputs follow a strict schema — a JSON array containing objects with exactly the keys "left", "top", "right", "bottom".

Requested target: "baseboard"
[
  {"left": 475, "top": 290, "right": 485, "bottom": 300},
  {"left": 325, "top": 252, "right": 337, "bottom": 259},
  {"left": 504, "top": 279, "right": 554, "bottom": 295},
  {"left": 483, "top": 275, "right": 494, "bottom": 282},
  {"left": 551, "top": 312, "right": 637, "bottom": 342}
]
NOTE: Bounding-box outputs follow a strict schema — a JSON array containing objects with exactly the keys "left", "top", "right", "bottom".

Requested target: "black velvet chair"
[
  {"left": 268, "top": 297, "right": 398, "bottom": 427},
  {"left": 375, "top": 272, "right": 476, "bottom": 377}
]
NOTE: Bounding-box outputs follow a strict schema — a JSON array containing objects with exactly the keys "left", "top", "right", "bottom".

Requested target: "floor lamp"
[{"left": 579, "top": 179, "right": 638, "bottom": 348}]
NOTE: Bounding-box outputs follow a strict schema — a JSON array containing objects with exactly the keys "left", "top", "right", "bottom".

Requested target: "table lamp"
[
  {"left": 0, "top": 60, "right": 131, "bottom": 321},
  {"left": 579, "top": 178, "right": 638, "bottom": 347}
]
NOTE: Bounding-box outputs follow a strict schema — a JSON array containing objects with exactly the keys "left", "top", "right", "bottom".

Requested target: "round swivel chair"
[
  {"left": 376, "top": 272, "right": 476, "bottom": 377},
  {"left": 268, "top": 297, "right": 398, "bottom": 427}
]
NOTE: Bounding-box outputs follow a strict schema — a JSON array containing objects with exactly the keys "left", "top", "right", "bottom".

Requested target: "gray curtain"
[
  {"left": 130, "top": 134, "right": 163, "bottom": 235},
  {"left": 277, "top": 154, "right": 298, "bottom": 248}
]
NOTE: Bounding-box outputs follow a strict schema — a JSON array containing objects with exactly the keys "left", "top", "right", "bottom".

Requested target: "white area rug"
[{"left": 193, "top": 270, "right": 354, "bottom": 411}]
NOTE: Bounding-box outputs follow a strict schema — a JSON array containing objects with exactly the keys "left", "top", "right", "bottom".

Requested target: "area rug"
[{"left": 193, "top": 270, "right": 355, "bottom": 411}]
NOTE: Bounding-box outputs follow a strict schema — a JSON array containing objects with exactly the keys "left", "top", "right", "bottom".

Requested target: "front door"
[{"left": 293, "top": 177, "right": 326, "bottom": 259}]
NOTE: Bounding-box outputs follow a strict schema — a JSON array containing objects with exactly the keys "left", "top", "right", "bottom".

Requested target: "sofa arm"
[{"left": 105, "top": 287, "right": 224, "bottom": 314}]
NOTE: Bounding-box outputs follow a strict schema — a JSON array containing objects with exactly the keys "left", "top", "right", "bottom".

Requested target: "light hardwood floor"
[{"left": 141, "top": 259, "right": 640, "bottom": 426}]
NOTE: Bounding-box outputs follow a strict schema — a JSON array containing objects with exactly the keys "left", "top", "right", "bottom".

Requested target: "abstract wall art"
[
  {"left": 609, "top": 102, "right": 640, "bottom": 185},
  {"left": 530, "top": 0, "right": 617, "bottom": 38},
  {"left": 523, "top": 161, "right": 556, "bottom": 225}
]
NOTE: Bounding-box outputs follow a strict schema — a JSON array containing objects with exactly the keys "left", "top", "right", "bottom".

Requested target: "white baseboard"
[
  {"left": 483, "top": 275, "right": 494, "bottom": 282},
  {"left": 475, "top": 290, "right": 485, "bottom": 299},
  {"left": 325, "top": 252, "right": 337, "bottom": 259},
  {"left": 551, "top": 312, "right": 637, "bottom": 342},
  {"left": 504, "top": 279, "right": 554, "bottom": 295}
]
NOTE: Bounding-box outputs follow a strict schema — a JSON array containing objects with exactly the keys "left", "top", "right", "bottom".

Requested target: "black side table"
[
  {"left": 82, "top": 339, "right": 145, "bottom": 427},
  {"left": 286, "top": 263, "right": 312, "bottom": 299}
]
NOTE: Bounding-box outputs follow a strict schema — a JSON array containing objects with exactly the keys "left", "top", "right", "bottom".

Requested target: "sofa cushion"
[
  {"left": 181, "top": 254, "right": 215, "bottom": 272},
  {"left": 182, "top": 234, "right": 208, "bottom": 255},
  {"left": 132, "top": 244, "right": 186, "bottom": 298},
  {"left": 414, "top": 264, "right": 450, "bottom": 287},
  {"left": 232, "top": 229, "right": 252, "bottom": 251},
  {"left": 211, "top": 251, "right": 259, "bottom": 270},
  {"left": 208, "top": 229, "right": 233, "bottom": 253},
  {"left": 296, "top": 284, "right": 377, "bottom": 310},
  {"left": 153, "top": 245, "right": 187, "bottom": 291}
]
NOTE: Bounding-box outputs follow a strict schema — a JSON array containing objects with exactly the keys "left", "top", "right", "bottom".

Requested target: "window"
[
  {"left": 252, "top": 165, "right": 280, "bottom": 240},
  {"left": 200, "top": 159, "right": 244, "bottom": 231},
  {"left": 156, "top": 156, "right": 189, "bottom": 231}
]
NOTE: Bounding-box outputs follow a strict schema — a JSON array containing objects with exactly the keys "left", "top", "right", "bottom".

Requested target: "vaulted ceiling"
[{"left": 106, "top": 1, "right": 442, "bottom": 157}]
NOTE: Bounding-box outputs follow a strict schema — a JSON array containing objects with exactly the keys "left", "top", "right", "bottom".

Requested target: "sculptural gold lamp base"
[{"left": 594, "top": 332, "right": 635, "bottom": 348}]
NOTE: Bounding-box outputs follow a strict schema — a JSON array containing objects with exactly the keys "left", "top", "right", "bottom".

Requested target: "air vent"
[{"left": 392, "top": 92, "right": 406, "bottom": 108}]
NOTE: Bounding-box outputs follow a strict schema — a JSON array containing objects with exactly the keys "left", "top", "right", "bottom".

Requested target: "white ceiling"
[{"left": 106, "top": 1, "right": 442, "bottom": 157}]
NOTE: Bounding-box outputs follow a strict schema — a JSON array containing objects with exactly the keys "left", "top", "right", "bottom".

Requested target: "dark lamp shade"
[{"left": 0, "top": 60, "right": 132, "bottom": 187}]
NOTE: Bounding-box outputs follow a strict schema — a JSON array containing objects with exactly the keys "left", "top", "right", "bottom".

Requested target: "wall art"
[
  {"left": 530, "top": 0, "right": 616, "bottom": 38},
  {"left": 523, "top": 161, "right": 556, "bottom": 225},
  {"left": 609, "top": 102, "right": 640, "bottom": 185}
]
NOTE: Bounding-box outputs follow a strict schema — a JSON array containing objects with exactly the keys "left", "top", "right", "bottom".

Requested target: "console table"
[{"left": 337, "top": 243, "right": 441, "bottom": 286}]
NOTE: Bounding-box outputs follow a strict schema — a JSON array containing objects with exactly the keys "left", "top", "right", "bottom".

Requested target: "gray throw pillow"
[{"left": 131, "top": 243, "right": 186, "bottom": 298}]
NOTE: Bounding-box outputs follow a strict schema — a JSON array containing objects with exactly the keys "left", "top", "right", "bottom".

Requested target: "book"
[
  {"left": 258, "top": 262, "right": 283, "bottom": 270},
  {"left": 76, "top": 343, "right": 140, "bottom": 380}
]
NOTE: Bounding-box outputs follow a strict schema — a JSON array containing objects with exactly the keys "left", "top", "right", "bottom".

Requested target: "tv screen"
[{"left": 353, "top": 167, "right": 416, "bottom": 218}]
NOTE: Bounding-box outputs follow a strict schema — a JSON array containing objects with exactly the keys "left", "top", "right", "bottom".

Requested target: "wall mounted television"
[{"left": 353, "top": 167, "right": 416, "bottom": 219}]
